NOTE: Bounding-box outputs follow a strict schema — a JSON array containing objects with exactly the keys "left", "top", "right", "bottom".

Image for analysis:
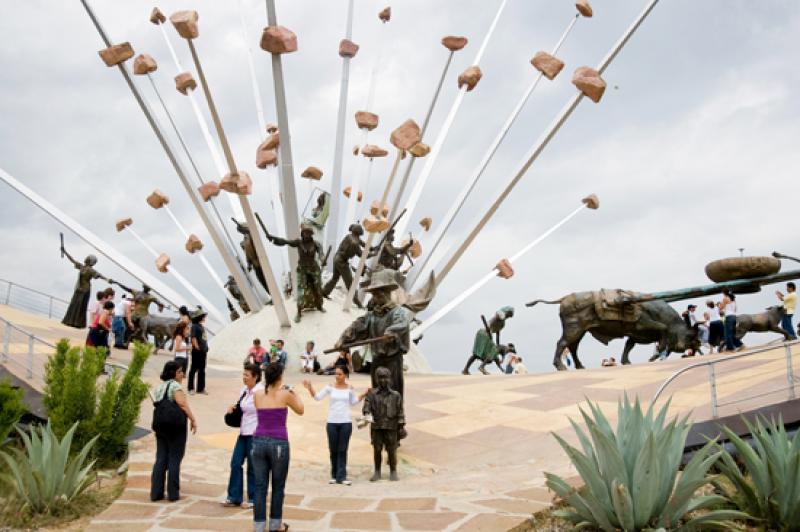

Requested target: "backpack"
[{"left": 151, "top": 381, "right": 187, "bottom": 435}]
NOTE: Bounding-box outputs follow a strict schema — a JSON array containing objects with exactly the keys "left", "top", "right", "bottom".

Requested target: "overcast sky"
[{"left": 1, "top": 1, "right": 799, "bottom": 373}]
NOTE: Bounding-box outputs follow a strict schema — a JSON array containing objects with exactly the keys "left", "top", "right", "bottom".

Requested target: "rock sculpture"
[
  {"left": 363, "top": 214, "right": 390, "bottom": 233},
  {"left": 98, "top": 43, "right": 134, "bottom": 67},
  {"left": 301, "top": 166, "right": 323, "bottom": 180},
  {"left": 198, "top": 181, "right": 220, "bottom": 201},
  {"left": 458, "top": 65, "right": 482, "bottom": 91},
  {"left": 170, "top": 10, "right": 199, "bottom": 39},
  {"left": 442, "top": 35, "right": 468, "bottom": 51},
  {"left": 572, "top": 66, "right": 606, "bottom": 103},
  {"left": 256, "top": 148, "right": 278, "bottom": 169},
  {"left": 496, "top": 258, "right": 513, "bottom": 279},
  {"left": 220, "top": 171, "right": 252, "bottom": 195},
  {"left": 362, "top": 145, "right": 388, "bottom": 158},
  {"left": 409, "top": 143, "right": 430, "bottom": 157},
  {"left": 185, "top": 234, "right": 203, "bottom": 254},
  {"left": 175, "top": 72, "right": 197, "bottom": 95},
  {"left": 150, "top": 7, "right": 166, "bottom": 25},
  {"left": 531, "top": 51, "right": 564, "bottom": 80},
  {"left": 260, "top": 26, "right": 298, "bottom": 54},
  {"left": 419, "top": 217, "right": 432, "bottom": 231},
  {"left": 266, "top": 122, "right": 278, "bottom": 134},
  {"left": 355, "top": 111, "right": 379, "bottom": 131},
  {"left": 390, "top": 119, "right": 422, "bottom": 151},
  {"left": 146, "top": 189, "right": 169, "bottom": 209},
  {"left": 155, "top": 253, "right": 170, "bottom": 273},
  {"left": 115, "top": 218, "right": 133, "bottom": 232},
  {"left": 339, "top": 39, "right": 359, "bottom": 58},
  {"left": 133, "top": 54, "right": 158, "bottom": 75},
  {"left": 378, "top": 6, "right": 391, "bottom": 22},
  {"left": 576, "top": 0, "right": 593, "bottom": 17}
]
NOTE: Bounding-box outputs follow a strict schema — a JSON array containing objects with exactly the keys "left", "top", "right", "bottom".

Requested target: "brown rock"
[
  {"left": 175, "top": 72, "right": 197, "bottom": 95},
  {"left": 581, "top": 194, "right": 600, "bottom": 209},
  {"left": 301, "top": 166, "right": 323, "bottom": 180},
  {"left": 220, "top": 171, "right": 252, "bottom": 195},
  {"left": 155, "top": 253, "right": 170, "bottom": 273},
  {"left": 361, "top": 145, "right": 388, "bottom": 158},
  {"left": 256, "top": 148, "right": 278, "bottom": 169},
  {"left": 401, "top": 239, "right": 422, "bottom": 259},
  {"left": 576, "top": 0, "right": 593, "bottom": 17},
  {"left": 572, "top": 66, "right": 606, "bottom": 103},
  {"left": 133, "top": 54, "right": 158, "bottom": 75},
  {"left": 197, "top": 181, "right": 220, "bottom": 201},
  {"left": 390, "top": 119, "right": 421, "bottom": 150},
  {"left": 378, "top": 6, "right": 391, "bottom": 22},
  {"left": 146, "top": 189, "right": 169, "bottom": 209},
  {"left": 185, "top": 234, "right": 203, "bottom": 254},
  {"left": 260, "top": 26, "right": 298, "bottom": 54},
  {"left": 369, "top": 201, "right": 390, "bottom": 216},
  {"left": 266, "top": 123, "right": 278, "bottom": 134},
  {"left": 442, "top": 35, "right": 468, "bottom": 52},
  {"left": 363, "top": 214, "right": 390, "bottom": 233},
  {"left": 339, "top": 39, "right": 359, "bottom": 58},
  {"left": 409, "top": 143, "right": 430, "bottom": 158},
  {"left": 419, "top": 217, "right": 432, "bottom": 231},
  {"left": 352, "top": 145, "right": 360, "bottom": 156},
  {"left": 357, "top": 191, "right": 363, "bottom": 202},
  {"left": 531, "top": 51, "right": 564, "bottom": 81},
  {"left": 170, "top": 10, "right": 199, "bottom": 39},
  {"left": 343, "top": 186, "right": 352, "bottom": 198},
  {"left": 496, "top": 258, "right": 514, "bottom": 279},
  {"left": 150, "top": 7, "right": 166, "bottom": 25},
  {"left": 705, "top": 257, "right": 781, "bottom": 283},
  {"left": 115, "top": 218, "right": 133, "bottom": 232},
  {"left": 98, "top": 43, "right": 134, "bottom": 67},
  {"left": 355, "top": 111, "right": 379, "bottom": 131},
  {"left": 458, "top": 65, "right": 482, "bottom": 91},
  {"left": 262, "top": 132, "right": 280, "bottom": 151}
]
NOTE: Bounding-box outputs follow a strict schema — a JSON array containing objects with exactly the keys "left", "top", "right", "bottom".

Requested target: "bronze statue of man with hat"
[
  {"left": 266, "top": 224, "right": 325, "bottom": 322},
  {"left": 323, "top": 222, "right": 365, "bottom": 307}
]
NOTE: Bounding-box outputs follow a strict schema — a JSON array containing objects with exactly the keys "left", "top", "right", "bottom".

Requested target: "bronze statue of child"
[{"left": 362, "top": 367, "right": 405, "bottom": 481}]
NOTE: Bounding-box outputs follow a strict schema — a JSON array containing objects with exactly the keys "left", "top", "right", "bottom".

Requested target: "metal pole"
[
  {"left": 395, "top": 0, "right": 509, "bottom": 237},
  {"left": 708, "top": 364, "right": 719, "bottom": 419},
  {"left": 185, "top": 38, "right": 291, "bottom": 326},
  {"left": 27, "top": 335, "right": 34, "bottom": 379},
  {"left": 785, "top": 343, "right": 796, "bottom": 400},
  {"left": 435, "top": 0, "right": 661, "bottom": 287},
  {"left": 2, "top": 322, "right": 10, "bottom": 363},
  {"left": 48, "top": 297, "right": 53, "bottom": 319},
  {"left": 265, "top": 0, "right": 302, "bottom": 275},
  {"left": 79, "top": 0, "right": 260, "bottom": 312},
  {"left": 4, "top": 282, "right": 11, "bottom": 305},
  {"left": 407, "top": 14, "right": 580, "bottom": 288}
]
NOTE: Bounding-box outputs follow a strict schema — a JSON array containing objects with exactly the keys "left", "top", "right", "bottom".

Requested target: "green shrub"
[
  {"left": 0, "top": 379, "right": 26, "bottom": 444},
  {"left": 0, "top": 422, "right": 97, "bottom": 514},
  {"left": 715, "top": 415, "right": 800, "bottom": 531},
  {"left": 545, "top": 396, "right": 747, "bottom": 531}
]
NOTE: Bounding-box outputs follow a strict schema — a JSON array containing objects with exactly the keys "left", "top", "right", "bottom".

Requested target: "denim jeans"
[
  {"left": 188, "top": 350, "right": 207, "bottom": 392},
  {"left": 251, "top": 436, "right": 290, "bottom": 531},
  {"left": 326, "top": 422, "right": 353, "bottom": 482},
  {"left": 781, "top": 314, "right": 797, "bottom": 339},
  {"left": 150, "top": 429, "right": 187, "bottom": 501},
  {"left": 724, "top": 315, "right": 743, "bottom": 351},
  {"left": 226, "top": 435, "right": 254, "bottom": 504},
  {"left": 111, "top": 316, "right": 127, "bottom": 347}
]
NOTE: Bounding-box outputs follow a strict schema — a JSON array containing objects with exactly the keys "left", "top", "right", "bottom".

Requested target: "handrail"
[
  {"left": 0, "top": 278, "right": 69, "bottom": 305},
  {"left": 0, "top": 278, "right": 69, "bottom": 320},
  {"left": 652, "top": 339, "right": 799, "bottom": 417},
  {"left": 0, "top": 315, "right": 56, "bottom": 348}
]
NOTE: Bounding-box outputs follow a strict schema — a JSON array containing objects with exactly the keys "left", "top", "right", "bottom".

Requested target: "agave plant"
[
  {"left": 0, "top": 422, "right": 98, "bottom": 513},
  {"left": 545, "top": 396, "right": 747, "bottom": 531},
  {"left": 715, "top": 414, "right": 800, "bottom": 531}
]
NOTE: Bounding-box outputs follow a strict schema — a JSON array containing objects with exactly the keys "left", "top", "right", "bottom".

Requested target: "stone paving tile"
[
  {"left": 125, "top": 474, "right": 152, "bottom": 490},
  {"left": 307, "top": 496, "right": 373, "bottom": 511},
  {"left": 454, "top": 513, "right": 526, "bottom": 531},
  {"left": 376, "top": 497, "right": 437, "bottom": 511},
  {"left": 395, "top": 511, "right": 467, "bottom": 530},
  {"left": 283, "top": 506, "right": 326, "bottom": 521},
  {"left": 330, "top": 510, "right": 391, "bottom": 530},
  {"left": 93, "top": 501, "right": 161, "bottom": 520},
  {"left": 505, "top": 487, "right": 552, "bottom": 502},
  {"left": 160, "top": 516, "right": 253, "bottom": 530},
  {"left": 117, "top": 488, "right": 167, "bottom": 504},
  {"left": 180, "top": 499, "right": 249, "bottom": 518},
  {"left": 84, "top": 523, "right": 153, "bottom": 532},
  {"left": 474, "top": 497, "right": 549, "bottom": 515},
  {"left": 181, "top": 482, "right": 228, "bottom": 498},
  {"left": 127, "top": 461, "right": 152, "bottom": 472}
]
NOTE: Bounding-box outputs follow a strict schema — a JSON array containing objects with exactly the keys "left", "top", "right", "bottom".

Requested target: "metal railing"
[
  {"left": 0, "top": 278, "right": 69, "bottom": 319},
  {"left": 652, "top": 340, "right": 799, "bottom": 418},
  {"left": 0, "top": 314, "right": 55, "bottom": 382}
]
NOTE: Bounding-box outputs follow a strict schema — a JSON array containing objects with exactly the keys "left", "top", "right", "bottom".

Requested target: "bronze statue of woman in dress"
[{"left": 61, "top": 240, "right": 109, "bottom": 328}]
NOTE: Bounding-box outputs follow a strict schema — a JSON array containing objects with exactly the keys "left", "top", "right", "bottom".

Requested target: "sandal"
[{"left": 270, "top": 524, "right": 289, "bottom": 532}]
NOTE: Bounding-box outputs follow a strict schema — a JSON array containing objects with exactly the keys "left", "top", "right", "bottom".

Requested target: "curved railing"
[{"left": 0, "top": 278, "right": 69, "bottom": 320}]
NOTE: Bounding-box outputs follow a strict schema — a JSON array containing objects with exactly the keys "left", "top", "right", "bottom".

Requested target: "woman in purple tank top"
[{"left": 251, "top": 362, "right": 304, "bottom": 532}]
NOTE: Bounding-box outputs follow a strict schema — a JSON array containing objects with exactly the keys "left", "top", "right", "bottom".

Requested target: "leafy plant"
[
  {"left": 0, "top": 422, "right": 97, "bottom": 513},
  {"left": 0, "top": 379, "right": 26, "bottom": 444},
  {"left": 545, "top": 396, "right": 747, "bottom": 531},
  {"left": 714, "top": 414, "right": 800, "bottom": 531}
]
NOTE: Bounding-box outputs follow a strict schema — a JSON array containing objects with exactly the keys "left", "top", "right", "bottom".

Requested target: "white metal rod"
[
  {"left": 412, "top": 203, "right": 587, "bottom": 339},
  {"left": 408, "top": 14, "right": 580, "bottom": 288},
  {"left": 395, "top": 0, "right": 509, "bottom": 237},
  {"left": 435, "top": 0, "right": 661, "bottom": 287},
  {"left": 80, "top": 0, "right": 261, "bottom": 312}
]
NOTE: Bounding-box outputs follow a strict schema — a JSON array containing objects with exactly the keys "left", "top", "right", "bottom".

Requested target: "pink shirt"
[{"left": 240, "top": 382, "right": 265, "bottom": 436}]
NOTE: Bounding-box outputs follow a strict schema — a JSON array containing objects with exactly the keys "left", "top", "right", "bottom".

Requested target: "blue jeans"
[
  {"left": 226, "top": 435, "right": 254, "bottom": 504},
  {"left": 251, "top": 436, "right": 289, "bottom": 531},
  {"left": 781, "top": 314, "right": 797, "bottom": 339},
  {"left": 111, "top": 316, "right": 127, "bottom": 347},
  {"left": 326, "top": 422, "right": 352, "bottom": 482},
  {"left": 724, "top": 315, "right": 743, "bottom": 351}
]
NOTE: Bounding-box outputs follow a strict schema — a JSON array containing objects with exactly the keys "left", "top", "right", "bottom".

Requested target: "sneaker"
[
  {"left": 221, "top": 500, "right": 240, "bottom": 507},
  {"left": 200, "top": 390, "right": 209, "bottom": 395},
  {"left": 328, "top": 479, "right": 336, "bottom": 484},
  {"left": 240, "top": 501, "right": 254, "bottom": 509},
  {"left": 188, "top": 390, "right": 195, "bottom": 395},
  {"left": 339, "top": 479, "right": 352, "bottom": 486}
]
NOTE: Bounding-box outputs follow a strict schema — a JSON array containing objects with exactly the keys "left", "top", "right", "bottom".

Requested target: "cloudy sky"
[{"left": 1, "top": 0, "right": 798, "bottom": 373}]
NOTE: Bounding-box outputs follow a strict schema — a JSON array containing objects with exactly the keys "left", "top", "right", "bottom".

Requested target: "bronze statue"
[
  {"left": 337, "top": 269, "right": 410, "bottom": 397},
  {"left": 363, "top": 366, "right": 405, "bottom": 482},
  {"left": 226, "top": 299, "right": 240, "bottom": 321},
  {"left": 266, "top": 225, "right": 325, "bottom": 322},
  {"left": 322, "top": 223, "right": 365, "bottom": 307},
  {"left": 369, "top": 229, "right": 413, "bottom": 272},
  {"left": 462, "top": 306, "right": 514, "bottom": 375},
  {"left": 60, "top": 238, "right": 109, "bottom": 329},
  {"left": 302, "top": 191, "right": 330, "bottom": 243},
  {"left": 233, "top": 219, "right": 269, "bottom": 294},
  {"left": 224, "top": 274, "right": 250, "bottom": 313},
  {"left": 735, "top": 306, "right": 792, "bottom": 342},
  {"left": 129, "top": 284, "right": 165, "bottom": 342}
]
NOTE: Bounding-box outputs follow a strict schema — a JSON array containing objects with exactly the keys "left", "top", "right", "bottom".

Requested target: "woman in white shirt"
[
  {"left": 303, "top": 367, "right": 368, "bottom": 485},
  {"left": 719, "top": 291, "right": 744, "bottom": 352},
  {"left": 172, "top": 321, "right": 190, "bottom": 373},
  {"left": 223, "top": 363, "right": 264, "bottom": 508}
]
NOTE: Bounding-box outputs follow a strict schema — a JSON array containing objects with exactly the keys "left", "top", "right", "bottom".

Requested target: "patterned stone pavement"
[{"left": 2, "top": 304, "right": 797, "bottom": 531}]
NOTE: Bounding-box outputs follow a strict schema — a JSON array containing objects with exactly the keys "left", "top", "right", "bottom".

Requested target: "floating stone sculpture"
[
  {"left": 582, "top": 194, "right": 600, "bottom": 209},
  {"left": 175, "top": 72, "right": 197, "bottom": 95},
  {"left": 572, "top": 66, "right": 606, "bottom": 103},
  {"left": 301, "top": 166, "right": 323, "bottom": 180},
  {"left": 115, "top": 217, "right": 133, "bottom": 232},
  {"left": 357, "top": 191, "right": 363, "bottom": 202},
  {"left": 170, "top": 10, "right": 199, "bottom": 39},
  {"left": 339, "top": 39, "right": 359, "bottom": 58},
  {"left": 185, "top": 234, "right": 203, "bottom": 254},
  {"left": 378, "top": 6, "right": 391, "bottom": 22},
  {"left": 343, "top": 186, "right": 352, "bottom": 198},
  {"left": 705, "top": 257, "right": 781, "bottom": 283},
  {"left": 362, "top": 145, "right": 388, "bottom": 158},
  {"left": 197, "top": 181, "right": 220, "bottom": 201},
  {"left": 263, "top": 132, "right": 280, "bottom": 151},
  {"left": 419, "top": 217, "right": 432, "bottom": 231},
  {"left": 363, "top": 214, "right": 390, "bottom": 233},
  {"left": 150, "top": 7, "right": 166, "bottom": 25},
  {"left": 401, "top": 238, "right": 422, "bottom": 259},
  {"left": 409, "top": 143, "right": 431, "bottom": 158},
  {"left": 352, "top": 145, "right": 360, "bottom": 156},
  {"left": 458, "top": 65, "right": 482, "bottom": 91},
  {"left": 260, "top": 26, "right": 298, "bottom": 54},
  {"left": 266, "top": 122, "right": 278, "bottom": 134},
  {"left": 146, "top": 189, "right": 169, "bottom": 209},
  {"left": 496, "top": 258, "right": 514, "bottom": 279},
  {"left": 98, "top": 43, "right": 134, "bottom": 67},
  {"left": 220, "top": 171, "right": 252, "bottom": 195},
  {"left": 442, "top": 36, "right": 468, "bottom": 51},
  {"left": 370, "top": 201, "right": 390, "bottom": 217},
  {"left": 256, "top": 147, "right": 278, "bottom": 169},
  {"left": 133, "top": 54, "right": 158, "bottom": 75},
  {"left": 576, "top": 0, "right": 593, "bottom": 17},
  {"left": 156, "top": 253, "right": 171, "bottom": 273},
  {"left": 531, "top": 51, "right": 564, "bottom": 80},
  {"left": 390, "top": 119, "right": 421, "bottom": 151},
  {"left": 355, "top": 111, "right": 379, "bottom": 131}
]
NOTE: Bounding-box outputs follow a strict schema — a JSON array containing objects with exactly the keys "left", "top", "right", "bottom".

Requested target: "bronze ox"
[
  {"left": 735, "top": 306, "right": 792, "bottom": 342},
  {"left": 527, "top": 289, "right": 699, "bottom": 371},
  {"left": 133, "top": 314, "right": 180, "bottom": 353}
]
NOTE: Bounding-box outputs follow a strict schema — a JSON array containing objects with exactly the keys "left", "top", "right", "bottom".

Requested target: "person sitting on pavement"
[{"left": 245, "top": 338, "right": 268, "bottom": 366}]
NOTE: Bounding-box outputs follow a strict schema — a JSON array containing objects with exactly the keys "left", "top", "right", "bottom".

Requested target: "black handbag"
[
  {"left": 224, "top": 391, "right": 248, "bottom": 428},
  {"left": 151, "top": 381, "right": 187, "bottom": 435}
]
